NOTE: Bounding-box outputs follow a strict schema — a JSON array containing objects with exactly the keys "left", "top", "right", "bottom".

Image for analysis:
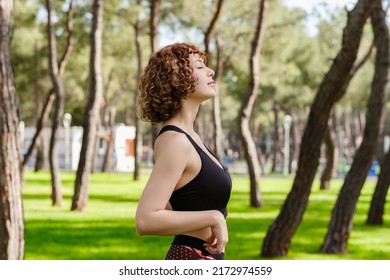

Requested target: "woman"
[{"left": 135, "top": 42, "right": 232, "bottom": 260}]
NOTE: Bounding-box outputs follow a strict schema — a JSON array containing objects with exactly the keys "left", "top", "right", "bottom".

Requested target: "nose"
[{"left": 208, "top": 67, "right": 215, "bottom": 77}]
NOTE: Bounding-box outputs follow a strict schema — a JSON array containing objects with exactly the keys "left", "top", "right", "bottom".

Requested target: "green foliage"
[
  {"left": 12, "top": 0, "right": 381, "bottom": 134},
  {"left": 23, "top": 171, "right": 390, "bottom": 260}
]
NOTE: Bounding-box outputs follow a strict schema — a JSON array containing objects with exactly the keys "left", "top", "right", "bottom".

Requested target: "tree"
[
  {"left": 71, "top": 0, "right": 104, "bottom": 211},
  {"left": 22, "top": 0, "right": 74, "bottom": 172},
  {"left": 211, "top": 35, "right": 226, "bottom": 161},
  {"left": 149, "top": 0, "right": 161, "bottom": 146},
  {"left": 365, "top": 2, "right": 390, "bottom": 226},
  {"left": 321, "top": 0, "right": 389, "bottom": 253},
  {"left": 320, "top": 41, "right": 374, "bottom": 190},
  {"left": 132, "top": 0, "right": 143, "bottom": 181},
  {"left": 0, "top": 0, "right": 24, "bottom": 259},
  {"left": 319, "top": 121, "right": 338, "bottom": 190},
  {"left": 204, "top": 0, "right": 224, "bottom": 161},
  {"left": 261, "top": 0, "right": 375, "bottom": 257},
  {"left": 46, "top": 0, "right": 72, "bottom": 206},
  {"left": 367, "top": 147, "right": 390, "bottom": 224},
  {"left": 238, "top": 0, "right": 268, "bottom": 208},
  {"left": 149, "top": 0, "right": 160, "bottom": 53}
]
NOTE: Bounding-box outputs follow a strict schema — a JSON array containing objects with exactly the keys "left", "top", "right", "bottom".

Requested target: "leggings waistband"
[
  {"left": 172, "top": 235, "right": 207, "bottom": 252},
  {"left": 171, "top": 235, "right": 224, "bottom": 260}
]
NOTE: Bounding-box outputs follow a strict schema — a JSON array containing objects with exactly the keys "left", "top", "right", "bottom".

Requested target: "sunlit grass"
[{"left": 22, "top": 171, "right": 390, "bottom": 260}]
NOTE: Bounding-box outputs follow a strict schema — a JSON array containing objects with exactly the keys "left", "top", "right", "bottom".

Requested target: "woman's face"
[{"left": 190, "top": 54, "right": 216, "bottom": 101}]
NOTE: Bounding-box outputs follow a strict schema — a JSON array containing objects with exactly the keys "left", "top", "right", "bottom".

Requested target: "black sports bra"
[{"left": 158, "top": 125, "right": 232, "bottom": 218}]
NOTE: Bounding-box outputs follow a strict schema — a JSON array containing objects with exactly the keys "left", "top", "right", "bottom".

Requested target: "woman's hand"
[{"left": 203, "top": 212, "right": 228, "bottom": 254}]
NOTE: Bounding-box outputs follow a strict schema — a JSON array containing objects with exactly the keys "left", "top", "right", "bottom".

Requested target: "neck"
[{"left": 163, "top": 99, "right": 202, "bottom": 134}]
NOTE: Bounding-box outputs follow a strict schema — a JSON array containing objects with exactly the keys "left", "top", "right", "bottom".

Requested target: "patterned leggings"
[{"left": 164, "top": 235, "right": 224, "bottom": 260}]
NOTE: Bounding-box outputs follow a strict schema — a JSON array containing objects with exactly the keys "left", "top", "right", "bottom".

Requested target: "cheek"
[{"left": 192, "top": 77, "right": 200, "bottom": 86}]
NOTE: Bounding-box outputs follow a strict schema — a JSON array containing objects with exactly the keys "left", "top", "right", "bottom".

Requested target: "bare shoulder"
[{"left": 154, "top": 130, "right": 192, "bottom": 160}]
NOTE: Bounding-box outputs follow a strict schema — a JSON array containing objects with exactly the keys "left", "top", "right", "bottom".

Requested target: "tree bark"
[
  {"left": 238, "top": 0, "right": 268, "bottom": 208},
  {"left": 342, "top": 110, "right": 355, "bottom": 159},
  {"left": 22, "top": 0, "right": 74, "bottom": 172},
  {"left": 150, "top": 0, "right": 161, "bottom": 145},
  {"left": 321, "top": 0, "right": 388, "bottom": 253},
  {"left": 149, "top": 0, "right": 160, "bottom": 54},
  {"left": 21, "top": 89, "right": 55, "bottom": 169},
  {"left": 0, "top": 0, "right": 24, "bottom": 259},
  {"left": 320, "top": 113, "right": 339, "bottom": 190},
  {"left": 101, "top": 70, "right": 114, "bottom": 173},
  {"left": 320, "top": 123, "right": 337, "bottom": 190},
  {"left": 261, "top": 0, "right": 375, "bottom": 257},
  {"left": 320, "top": 39, "right": 373, "bottom": 191},
  {"left": 102, "top": 108, "right": 115, "bottom": 173},
  {"left": 31, "top": 41, "right": 43, "bottom": 170},
  {"left": 212, "top": 36, "right": 224, "bottom": 161},
  {"left": 71, "top": 0, "right": 104, "bottom": 211},
  {"left": 46, "top": 0, "right": 65, "bottom": 206},
  {"left": 34, "top": 142, "right": 45, "bottom": 172},
  {"left": 366, "top": 147, "right": 390, "bottom": 225},
  {"left": 204, "top": 0, "right": 223, "bottom": 61},
  {"left": 133, "top": 0, "right": 143, "bottom": 181},
  {"left": 204, "top": 0, "right": 224, "bottom": 160},
  {"left": 271, "top": 102, "right": 282, "bottom": 173},
  {"left": 290, "top": 112, "right": 302, "bottom": 174}
]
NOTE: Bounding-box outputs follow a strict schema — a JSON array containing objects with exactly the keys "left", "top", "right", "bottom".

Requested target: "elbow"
[
  {"left": 135, "top": 217, "right": 148, "bottom": 236},
  {"left": 135, "top": 210, "right": 166, "bottom": 236}
]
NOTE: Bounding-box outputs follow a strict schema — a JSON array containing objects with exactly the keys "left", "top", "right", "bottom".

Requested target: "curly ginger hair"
[{"left": 137, "top": 42, "right": 207, "bottom": 124}]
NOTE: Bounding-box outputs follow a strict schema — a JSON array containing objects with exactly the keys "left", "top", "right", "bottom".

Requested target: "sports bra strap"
[
  {"left": 158, "top": 125, "right": 201, "bottom": 151},
  {"left": 158, "top": 125, "right": 185, "bottom": 136}
]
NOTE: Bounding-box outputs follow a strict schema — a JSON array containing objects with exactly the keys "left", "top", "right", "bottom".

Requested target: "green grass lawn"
[{"left": 22, "top": 170, "right": 390, "bottom": 260}]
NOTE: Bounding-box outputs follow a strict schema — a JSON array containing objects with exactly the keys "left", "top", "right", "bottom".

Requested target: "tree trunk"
[
  {"left": 102, "top": 109, "right": 115, "bottom": 173},
  {"left": 46, "top": 0, "right": 65, "bottom": 206},
  {"left": 271, "top": 102, "right": 282, "bottom": 173},
  {"left": 31, "top": 41, "right": 43, "bottom": 171},
  {"left": 149, "top": 0, "right": 159, "bottom": 53},
  {"left": 21, "top": 90, "right": 55, "bottom": 170},
  {"left": 290, "top": 112, "right": 301, "bottom": 174},
  {"left": 342, "top": 110, "right": 355, "bottom": 159},
  {"left": 22, "top": 0, "right": 73, "bottom": 173},
  {"left": 320, "top": 123, "right": 337, "bottom": 190},
  {"left": 133, "top": 0, "right": 143, "bottom": 181},
  {"left": 34, "top": 141, "right": 45, "bottom": 172},
  {"left": 261, "top": 0, "right": 375, "bottom": 257},
  {"left": 203, "top": 0, "right": 223, "bottom": 62},
  {"left": 203, "top": 0, "right": 224, "bottom": 161},
  {"left": 150, "top": 0, "right": 160, "bottom": 146},
  {"left": 321, "top": 0, "right": 388, "bottom": 253},
  {"left": 90, "top": 118, "right": 101, "bottom": 174},
  {"left": 100, "top": 71, "right": 114, "bottom": 173},
  {"left": 322, "top": 39, "right": 374, "bottom": 182},
  {"left": 71, "top": 0, "right": 104, "bottom": 211},
  {"left": 0, "top": 0, "right": 24, "bottom": 259},
  {"left": 366, "top": 149, "right": 390, "bottom": 225},
  {"left": 212, "top": 36, "right": 224, "bottom": 161},
  {"left": 238, "top": 0, "right": 268, "bottom": 208}
]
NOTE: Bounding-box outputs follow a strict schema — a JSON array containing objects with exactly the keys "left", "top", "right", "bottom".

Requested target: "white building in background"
[{"left": 22, "top": 125, "right": 136, "bottom": 172}]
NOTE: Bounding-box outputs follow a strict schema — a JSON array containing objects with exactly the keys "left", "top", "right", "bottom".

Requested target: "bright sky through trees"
[
  {"left": 283, "top": 0, "right": 355, "bottom": 35},
  {"left": 283, "top": 0, "right": 355, "bottom": 11}
]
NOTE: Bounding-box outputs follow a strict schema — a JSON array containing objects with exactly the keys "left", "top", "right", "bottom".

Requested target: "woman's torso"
[{"left": 157, "top": 125, "right": 232, "bottom": 242}]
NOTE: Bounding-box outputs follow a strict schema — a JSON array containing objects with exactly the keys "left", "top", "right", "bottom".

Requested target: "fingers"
[
  {"left": 203, "top": 236, "right": 228, "bottom": 254},
  {"left": 205, "top": 211, "right": 228, "bottom": 254},
  {"left": 204, "top": 242, "right": 225, "bottom": 254}
]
